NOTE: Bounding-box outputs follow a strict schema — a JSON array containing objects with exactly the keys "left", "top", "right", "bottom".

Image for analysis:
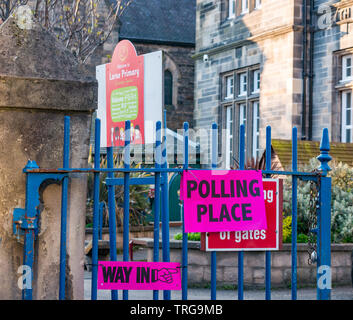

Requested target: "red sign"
[
  {"left": 105, "top": 40, "right": 144, "bottom": 147},
  {"left": 201, "top": 179, "right": 283, "bottom": 251}
]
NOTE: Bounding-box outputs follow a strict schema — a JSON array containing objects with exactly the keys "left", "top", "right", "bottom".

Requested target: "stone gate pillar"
[{"left": 0, "top": 8, "right": 97, "bottom": 299}]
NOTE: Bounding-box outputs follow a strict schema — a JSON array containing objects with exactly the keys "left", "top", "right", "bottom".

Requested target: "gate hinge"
[{"left": 13, "top": 208, "right": 39, "bottom": 241}]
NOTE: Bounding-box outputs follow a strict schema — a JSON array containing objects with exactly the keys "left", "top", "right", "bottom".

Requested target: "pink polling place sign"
[
  {"left": 98, "top": 261, "right": 181, "bottom": 290},
  {"left": 180, "top": 170, "right": 267, "bottom": 233}
]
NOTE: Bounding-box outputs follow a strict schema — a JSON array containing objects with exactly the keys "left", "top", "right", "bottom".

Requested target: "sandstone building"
[{"left": 194, "top": 0, "right": 353, "bottom": 167}]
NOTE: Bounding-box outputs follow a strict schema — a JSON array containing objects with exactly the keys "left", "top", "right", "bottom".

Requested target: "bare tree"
[
  {"left": 0, "top": 0, "right": 28, "bottom": 22},
  {"left": 0, "top": 0, "right": 132, "bottom": 63}
]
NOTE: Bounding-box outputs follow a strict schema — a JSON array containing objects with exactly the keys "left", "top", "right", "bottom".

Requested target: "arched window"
[{"left": 164, "top": 70, "right": 173, "bottom": 106}]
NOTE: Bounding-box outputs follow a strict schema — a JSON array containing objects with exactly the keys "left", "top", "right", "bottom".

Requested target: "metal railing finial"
[{"left": 317, "top": 128, "right": 332, "bottom": 174}]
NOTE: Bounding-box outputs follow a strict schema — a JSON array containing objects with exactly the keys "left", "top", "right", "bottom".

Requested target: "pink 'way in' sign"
[
  {"left": 98, "top": 261, "right": 181, "bottom": 290},
  {"left": 180, "top": 170, "right": 267, "bottom": 233}
]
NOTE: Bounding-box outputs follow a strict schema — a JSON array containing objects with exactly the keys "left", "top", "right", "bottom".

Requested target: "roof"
[
  {"left": 117, "top": 0, "right": 196, "bottom": 45},
  {"left": 271, "top": 139, "right": 353, "bottom": 169}
]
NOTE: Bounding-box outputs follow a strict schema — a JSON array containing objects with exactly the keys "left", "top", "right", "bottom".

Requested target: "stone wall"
[
  {"left": 0, "top": 11, "right": 96, "bottom": 299},
  {"left": 142, "top": 240, "right": 352, "bottom": 288}
]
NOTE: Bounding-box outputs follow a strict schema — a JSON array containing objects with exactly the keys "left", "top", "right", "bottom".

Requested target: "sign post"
[{"left": 106, "top": 40, "right": 144, "bottom": 147}]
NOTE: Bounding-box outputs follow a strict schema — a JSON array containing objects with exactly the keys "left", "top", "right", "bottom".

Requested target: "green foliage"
[
  {"left": 283, "top": 158, "right": 353, "bottom": 243},
  {"left": 174, "top": 233, "right": 201, "bottom": 241},
  {"left": 282, "top": 215, "right": 308, "bottom": 243},
  {"left": 282, "top": 215, "right": 292, "bottom": 243}
]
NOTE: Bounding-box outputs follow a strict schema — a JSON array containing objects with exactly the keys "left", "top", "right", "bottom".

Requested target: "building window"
[
  {"left": 222, "top": 66, "right": 260, "bottom": 165},
  {"left": 241, "top": 0, "right": 249, "bottom": 14},
  {"left": 252, "top": 101, "right": 260, "bottom": 159},
  {"left": 164, "top": 70, "right": 173, "bottom": 106},
  {"left": 252, "top": 69, "right": 260, "bottom": 93},
  {"left": 225, "top": 75, "right": 234, "bottom": 99},
  {"left": 342, "top": 55, "right": 353, "bottom": 82},
  {"left": 228, "top": 0, "right": 235, "bottom": 18},
  {"left": 254, "top": 0, "right": 261, "bottom": 9},
  {"left": 239, "top": 103, "right": 247, "bottom": 156},
  {"left": 226, "top": 106, "right": 234, "bottom": 168},
  {"left": 342, "top": 91, "right": 352, "bottom": 143},
  {"left": 239, "top": 72, "right": 247, "bottom": 96}
]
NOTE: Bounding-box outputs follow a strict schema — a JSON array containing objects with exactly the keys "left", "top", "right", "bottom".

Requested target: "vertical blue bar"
[
  {"left": 91, "top": 118, "right": 101, "bottom": 300},
  {"left": 59, "top": 116, "right": 70, "bottom": 300},
  {"left": 291, "top": 127, "right": 298, "bottom": 300},
  {"left": 317, "top": 128, "right": 332, "bottom": 300},
  {"left": 123, "top": 121, "right": 131, "bottom": 300},
  {"left": 211, "top": 123, "right": 218, "bottom": 300},
  {"left": 182, "top": 122, "right": 189, "bottom": 300},
  {"left": 317, "top": 177, "right": 331, "bottom": 300},
  {"left": 153, "top": 121, "right": 162, "bottom": 300},
  {"left": 265, "top": 126, "right": 272, "bottom": 300},
  {"left": 161, "top": 113, "right": 171, "bottom": 300},
  {"left": 22, "top": 230, "right": 34, "bottom": 300},
  {"left": 98, "top": 203, "right": 103, "bottom": 240},
  {"left": 107, "top": 146, "right": 118, "bottom": 300},
  {"left": 238, "top": 124, "right": 245, "bottom": 300}
]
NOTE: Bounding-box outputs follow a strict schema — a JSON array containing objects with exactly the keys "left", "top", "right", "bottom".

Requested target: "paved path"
[
  {"left": 84, "top": 271, "right": 353, "bottom": 300},
  {"left": 86, "top": 242, "right": 353, "bottom": 300}
]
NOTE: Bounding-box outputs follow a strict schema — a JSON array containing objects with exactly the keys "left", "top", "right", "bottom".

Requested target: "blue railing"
[{"left": 18, "top": 115, "right": 332, "bottom": 300}]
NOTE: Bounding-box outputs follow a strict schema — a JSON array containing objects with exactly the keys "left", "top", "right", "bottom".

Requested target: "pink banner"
[
  {"left": 180, "top": 170, "right": 267, "bottom": 233},
  {"left": 98, "top": 261, "right": 181, "bottom": 290}
]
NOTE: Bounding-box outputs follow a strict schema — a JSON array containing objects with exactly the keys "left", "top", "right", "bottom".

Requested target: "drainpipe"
[
  {"left": 301, "top": 0, "right": 308, "bottom": 140},
  {"left": 308, "top": 0, "right": 314, "bottom": 140}
]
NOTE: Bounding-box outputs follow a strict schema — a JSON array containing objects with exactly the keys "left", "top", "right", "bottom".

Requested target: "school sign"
[{"left": 96, "top": 40, "right": 163, "bottom": 147}]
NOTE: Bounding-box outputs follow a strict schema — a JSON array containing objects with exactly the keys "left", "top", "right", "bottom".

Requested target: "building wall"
[
  {"left": 312, "top": 0, "right": 353, "bottom": 142},
  {"left": 194, "top": 0, "right": 305, "bottom": 165}
]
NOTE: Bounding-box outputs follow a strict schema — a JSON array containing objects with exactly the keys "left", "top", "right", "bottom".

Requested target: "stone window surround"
[
  {"left": 341, "top": 90, "right": 352, "bottom": 143},
  {"left": 225, "top": 75, "right": 235, "bottom": 99},
  {"left": 228, "top": 0, "right": 236, "bottom": 18},
  {"left": 239, "top": 72, "right": 248, "bottom": 96},
  {"left": 163, "top": 53, "right": 180, "bottom": 110},
  {"left": 342, "top": 54, "right": 353, "bottom": 82},
  {"left": 223, "top": 0, "right": 262, "bottom": 22},
  {"left": 220, "top": 65, "right": 260, "bottom": 166},
  {"left": 241, "top": 0, "right": 249, "bottom": 14}
]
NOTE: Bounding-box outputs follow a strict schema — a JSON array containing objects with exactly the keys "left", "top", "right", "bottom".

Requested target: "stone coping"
[
  {"left": 86, "top": 222, "right": 182, "bottom": 234},
  {"left": 86, "top": 225, "right": 154, "bottom": 234},
  {"left": 130, "top": 238, "right": 353, "bottom": 252},
  {"left": 0, "top": 75, "right": 97, "bottom": 111},
  {"left": 131, "top": 238, "right": 201, "bottom": 249}
]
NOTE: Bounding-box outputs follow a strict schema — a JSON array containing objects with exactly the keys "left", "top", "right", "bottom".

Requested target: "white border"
[
  {"left": 96, "top": 50, "right": 163, "bottom": 147},
  {"left": 205, "top": 178, "right": 280, "bottom": 251}
]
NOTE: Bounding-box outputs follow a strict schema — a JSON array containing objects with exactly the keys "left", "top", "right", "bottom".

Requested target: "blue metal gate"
[{"left": 14, "top": 115, "right": 332, "bottom": 300}]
